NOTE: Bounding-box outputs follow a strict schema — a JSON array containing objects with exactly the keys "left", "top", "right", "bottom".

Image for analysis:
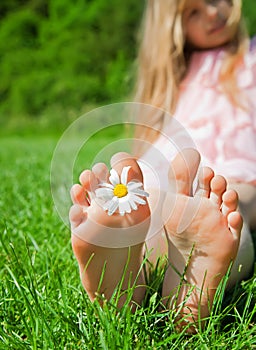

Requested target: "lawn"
[{"left": 0, "top": 134, "right": 255, "bottom": 349}]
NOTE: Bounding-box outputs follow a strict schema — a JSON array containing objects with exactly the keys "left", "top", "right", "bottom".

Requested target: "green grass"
[{"left": 0, "top": 135, "right": 256, "bottom": 349}]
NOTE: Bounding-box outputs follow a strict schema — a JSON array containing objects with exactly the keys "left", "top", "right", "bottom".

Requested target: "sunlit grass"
[{"left": 0, "top": 135, "right": 255, "bottom": 349}]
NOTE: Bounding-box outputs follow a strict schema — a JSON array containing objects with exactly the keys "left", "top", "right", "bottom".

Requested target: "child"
[
  {"left": 69, "top": 0, "right": 255, "bottom": 329},
  {"left": 134, "top": 0, "right": 255, "bottom": 291}
]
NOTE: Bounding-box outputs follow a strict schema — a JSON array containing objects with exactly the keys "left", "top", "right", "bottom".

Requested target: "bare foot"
[
  {"left": 69, "top": 152, "right": 150, "bottom": 306},
  {"left": 162, "top": 149, "right": 242, "bottom": 330}
]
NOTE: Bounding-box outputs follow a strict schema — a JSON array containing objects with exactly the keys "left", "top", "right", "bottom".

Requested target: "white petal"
[
  {"left": 121, "top": 166, "right": 131, "bottom": 185},
  {"left": 118, "top": 197, "right": 131, "bottom": 215},
  {"left": 130, "top": 188, "right": 149, "bottom": 197},
  {"left": 127, "top": 196, "right": 138, "bottom": 210},
  {"left": 109, "top": 169, "right": 120, "bottom": 186},
  {"left": 95, "top": 188, "right": 114, "bottom": 200},
  {"left": 127, "top": 181, "right": 143, "bottom": 190},
  {"left": 130, "top": 193, "right": 147, "bottom": 205},
  {"left": 99, "top": 182, "right": 114, "bottom": 190},
  {"left": 126, "top": 193, "right": 138, "bottom": 210},
  {"left": 103, "top": 200, "right": 112, "bottom": 211},
  {"left": 108, "top": 197, "right": 119, "bottom": 215}
]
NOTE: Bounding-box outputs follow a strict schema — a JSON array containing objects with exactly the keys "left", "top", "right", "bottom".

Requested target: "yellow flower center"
[{"left": 113, "top": 184, "right": 128, "bottom": 198}]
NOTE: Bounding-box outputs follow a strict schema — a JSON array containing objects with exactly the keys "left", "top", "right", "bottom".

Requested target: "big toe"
[
  {"left": 110, "top": 152, "right": 143, "bottom": 183},
  {"left": 168, "top": 148, "right": 201, "bottom": 195}
]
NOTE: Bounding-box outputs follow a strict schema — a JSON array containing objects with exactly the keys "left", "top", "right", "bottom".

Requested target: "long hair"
[{"left": 133, "top": 0, "right": 249, "bottom": 151}]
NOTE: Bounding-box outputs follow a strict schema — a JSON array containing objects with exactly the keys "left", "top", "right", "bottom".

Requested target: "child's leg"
[
  {"left": 228, "top": 182, "right": 256, "bottom": 229},
  {"left": 227, "top": 221, "right": 254, "bottom": 287},
  {"left": 225, "top": 182, "right": 255, "bottom": 287},
  {"left": 162, "top": 149, "right": 242, "bottom": 329},
  {"left": 70, "top": 152, "right": 150, "bottom": 306}
]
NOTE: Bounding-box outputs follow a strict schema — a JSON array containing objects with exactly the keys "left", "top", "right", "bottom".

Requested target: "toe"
[
  {"left": 227, "top": 211, "right": 243, "bottom": 241},
  {"left": 222, "top": 189, "right": 238, "bottom": 217},
  {"left": 110, "top": 152, "right": 143, "bottom": 183},
  {"left": 168, "top": 149, "right": 201, "bottom": 195},
  {"left": 92, "top": 163, "right": 109, "bottom": 182},
  {"left": 210, "top": 175, "right": 227, "bottom": 206},
  {"left": 195, "top": 166, "right": 214, "bottom": 198},
  {"left": 70, "top": 184, "right": 90, "bottom": 206},
  {"left": 69, "top": 204, "right": 86, "bottom": 229},
  {"left": 79, "top": 170, "right": 98, "bottom": 192}
]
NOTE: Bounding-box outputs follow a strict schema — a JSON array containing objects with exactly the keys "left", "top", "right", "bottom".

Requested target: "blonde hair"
[{"left": 133, "top": 0, "right": 249, "bottom": 150}]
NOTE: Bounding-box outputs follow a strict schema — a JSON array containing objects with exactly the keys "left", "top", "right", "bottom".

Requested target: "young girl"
[
  {"left": 69, "top": 0, "right": 255, "bottom": 330},
  {"left": 134, "top": 0, "right": 256, "bottom": 285}
]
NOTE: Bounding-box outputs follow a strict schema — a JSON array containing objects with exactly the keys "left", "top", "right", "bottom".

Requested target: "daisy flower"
[{"left": 95, "top": 166, "right": 149, "bottom": 216}]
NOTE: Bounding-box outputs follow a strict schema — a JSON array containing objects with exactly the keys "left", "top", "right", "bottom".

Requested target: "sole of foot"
[
  {"left": 69, "top": 152, "right": 150, "bottom": 305},
  {"left": 162, "top": 149, "right": 242, "bottom": 330}
]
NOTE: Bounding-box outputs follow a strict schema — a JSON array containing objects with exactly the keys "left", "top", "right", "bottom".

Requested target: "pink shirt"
[{"left": 140, "top": 41, "right": 256, "bottom": 188}]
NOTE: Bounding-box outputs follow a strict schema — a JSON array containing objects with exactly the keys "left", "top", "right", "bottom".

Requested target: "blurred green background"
[{"left": 0, "top": 0, "right": 255, "bottom": 135}]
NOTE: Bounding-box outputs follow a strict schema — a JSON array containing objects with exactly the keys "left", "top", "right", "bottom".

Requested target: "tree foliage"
[
  {"left": 0, "top": 0, "right": 255, "bottom": 121},
  {"left": 0, "top": 0, "right": 144, "bottom": 119}
]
